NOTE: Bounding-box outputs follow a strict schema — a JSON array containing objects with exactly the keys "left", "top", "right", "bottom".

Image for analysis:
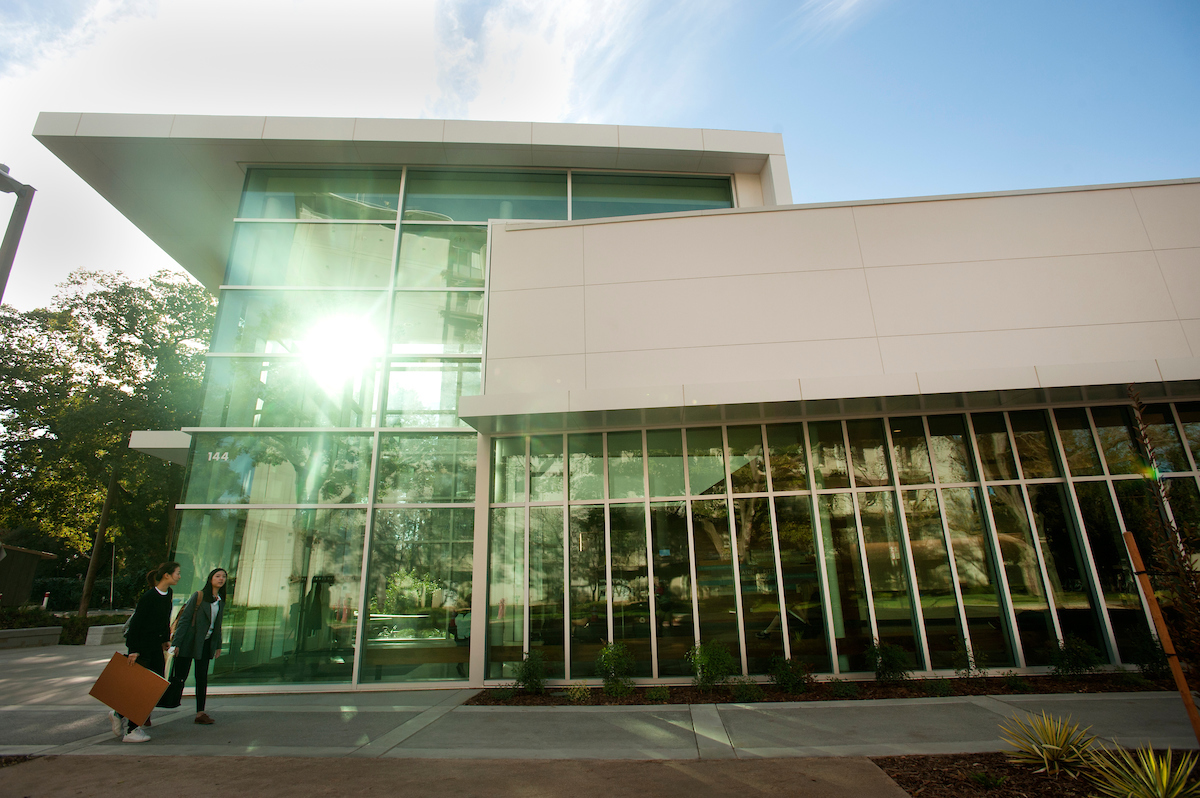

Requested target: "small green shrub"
[
  {"left": 566, "top": 683, "right": 591, "bottom": 705},
  {"left": 922, "top": 678, "right": 952, "bottom": 697},
  {"left": 514, "top": 650, "right": 547, "bottom": 694},
  {"left": 645, "top": 685, "right": 671, "bottom": 703},
  {"left": 999, "top": 711, "right": 1096, "bottom": 777},
  {"left": 1125, "top": 634, "right": 1170, "bottom": 681},
  {"left": 1050, "top": 635, "right": 1105, "bottom": 679},
  {"left": 491, "top": 687, "right": 515, "bottom": 701},
  {"left": 768, "top": 656, "right": 815, "bottom": 694},
  {"left": 596, "top": 642, "right": 635, "bottom": 697},
  {"left": 729, "top": 677, "right": 765, "bottom": 703},
  {"left": 967, "top": 771, "right": 1008, "bottom": 790},
  {"left": 827, "top": 678, "right": 859, "bottom": 699},
  {"left": 952, "top": 636, "right": 987, "bottom": 679},
  {"left": 1087, "top": 746, "right": 1200, "bottom": 798},
  {"left": 686, "top": 641, "right": 738, "bottom": 693},
  {"left": 1115, "top": 670, "right": 1153, "bottom": 688},
  {"left": 1000, "top": 670, "right": 1030, "bottom": 692},
  {"left": 867, "top": 640, "right": 911, "bottom": 683}
]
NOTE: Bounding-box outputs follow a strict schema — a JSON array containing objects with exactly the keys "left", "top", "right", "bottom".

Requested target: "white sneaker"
[
  {"left": 122, "top": 727, "right": 150, "bottom": 743},
  {"left": 108, "top": 710, "right": 123, "bottom": 738}
]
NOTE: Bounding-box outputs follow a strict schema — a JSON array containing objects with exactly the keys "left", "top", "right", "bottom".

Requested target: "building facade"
[{"left": 35, "top": 113, "right": 1200, "bottom": 692}]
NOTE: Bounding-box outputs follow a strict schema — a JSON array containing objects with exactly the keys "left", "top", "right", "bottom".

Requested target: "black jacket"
[
  {"left": 170, "top": 591, "right": 224, "bottom": 659},
  {"left": 126, "top": 587, "right": 173, "bottom": 655}
]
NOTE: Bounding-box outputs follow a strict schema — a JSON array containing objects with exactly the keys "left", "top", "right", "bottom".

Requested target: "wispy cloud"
[
  {"left": 780, "top": 0, "right": 884, "bottom": 48},
  {"left": 0, "top": 0, "right": 154, "bottom": 78}
]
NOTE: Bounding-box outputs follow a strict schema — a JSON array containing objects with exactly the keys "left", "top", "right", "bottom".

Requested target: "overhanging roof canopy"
[{"left": 34, "top": 113, "right": 786, "bottom": 292}]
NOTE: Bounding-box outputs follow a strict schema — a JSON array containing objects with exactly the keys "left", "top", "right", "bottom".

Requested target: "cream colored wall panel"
[
  {"left": 868, "top": 251, "right": 1175, "bottom": 336},
  {"left": 170, "top": 115, "right": 266, "bottom": 139},
  {"left": 460, "top": 389, "right": 570, "bottom": 418},
  {"left": 1154, "top": 248, "right": 1200, "bottom": 318},
  {"left": 1036, "top": 360, "right": 1163, "bottom": 388},
  {"left": 879, "top": 321, "right": 1191, "bottom": 374},
  {"left": 444, "top": 120, "right": 532, "bottom": 145},
  {"left": 617, "top": 125, "right": 704, "bottom": 152},
  {"left": 489, "top": 224, "right": 584, "bottom": 291},
  {"left": 262, "top": 116, "right": 357, "bottom": 140},
  {"left": 733, "top": 173, "right": 764, "bottom": 208},
  {"left": 1132, "top": 183, "right": 1200, "bottom": 250},
  {"left": 531, "top": 122, "right": 618, "bottom": 148},
  {"left": 800, "top": 372, "right": 920, "bottom": 401},
  {"left": 917, "top": 366, "right": 1040, "bottom": 394},
  {"left": 1157, "top": 357, "right": 1200, "bottom": 381},
  {"left": 701, "top": 129, "right": 785, "bottom": 156},
  {"left": 76, "top": 113, "right": 174, "bottom": 138},
  {"left": 1182, "top": 319, "right": 1200, "bottom": 355},
  {"left": 32, "top": 112, "right": 81, "bottom": 137},
  {"left": 353, "top": 117, "right": 444, "bottom": 142},
  {"left": 585, "top": 337, "right": 883, "bottom": 389},
  {"left": 683, "top": 379, "right": 802, "bottom": 406},
  {"left": 854, "top": 189, "right": 1152, "bottom": 267},
  {"left": 485, "top": 354, "right": 587, "bottom": 394},
  {"left": 585, "top": 270, "right": 875, "bottom": 353},
  {"left": 570, "top": 385, "right": 684, "bottom": 412},
  {"left": 485, "top": 286, "right": 585, "bottom": 359},
  {"left": 582, "top": 208, "right": 861, "bottom": 285}
]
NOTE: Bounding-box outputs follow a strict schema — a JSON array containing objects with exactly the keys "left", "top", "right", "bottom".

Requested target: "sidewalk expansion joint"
[{"left": 347, "top": 689, "right": 476, "bottom": 758}]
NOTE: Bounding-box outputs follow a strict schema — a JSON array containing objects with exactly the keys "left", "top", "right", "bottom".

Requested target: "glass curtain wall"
[{"left": 485, "top": 404, "right": 1200, "bottom": 681}]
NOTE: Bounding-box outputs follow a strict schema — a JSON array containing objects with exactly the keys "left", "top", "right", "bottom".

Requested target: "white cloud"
[{"left": 781, "top": 0, "right": 884, "bottom": 47}]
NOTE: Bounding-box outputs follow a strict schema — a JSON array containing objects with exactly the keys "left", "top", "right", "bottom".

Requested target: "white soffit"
[
  {"left": 33, "top": 113, "right": 785, "bottom": 292},
  {"left": 128, "top": 430, "right": 192, "bottom": 466}
]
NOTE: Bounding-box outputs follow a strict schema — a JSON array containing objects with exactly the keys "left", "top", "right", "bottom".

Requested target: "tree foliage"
[{"left": 0, "top": 270, "right": 215, "bottom": 588}]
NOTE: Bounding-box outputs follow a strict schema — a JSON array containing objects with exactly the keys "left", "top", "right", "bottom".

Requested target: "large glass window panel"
[
  {"left": 902, "top": 490, "right": 963, "bottom": 669},
  {"left": 530, "top": 435, "right": 564, "bottom": 502},
  {"left": 211, "top": 290, "right": 389, "bottom": 355},
  {"left": 396, "top": 225, "right": 485, "bottom": 288},
  {"left": 1141, "top": 404, "right": 1188, "bottom": 473},
  {"left": 1009, "top": 410, "right": 1062, "bottom": 479},
  {"left": 1113, "top": 479, "right": 1165, "bottom": 562},
  {"left": 972, "top": 413, "right": 1018, "bottom": 481},
  {"left": 941, "top": 488, "right": 1015, "bottom": 667},
  {"left": 686, "top": 428, "right": 727, "bottom": 496},
  {"left": 1167, "top": 477, "right": 1200, "bottom": 550},
  {"left": 609, "top": 505, "right": 653, "bottom": 677},
  {"left": 1178, "top": 402, "right": 1200, "bottom": 466},
  {"left": 818, "top": 494, "right": 872, "bottom": 671},
  {"left": 568, "top": 505, "right": 607, "bottom": 678},
  {"left": 650, "top": 502, "right": 694, "bottom": 676},
  {"left": 375, "top": 433, "right": 477, "bottom": 504},
  {"left": 847, "top": 418, "right": 893, "bottom": 487},
  {"left": 175, "top": 508, "right": 365, "bottom": 685},
  {"left": 487, "top": 508, "right": 524, "bottom": 679},
  {"left": 529, "top": 507, "right": 565, "bottom": 678},
  {"left": 201, "top": 357, "right": 378, "bottom": 428},
  {"left": 571, "top": 173, "right": 733, "bottom": 220},
  {"left": 728, "top": 425, "right": 768, "bottom": 494},
  {"left": 890, "top": 417, "right": 934, "bottom": 485},
  {"left": 987, "top": 485, "right": 1057, "bottom": 665},
  {"left": 1091, "top": 406, "right": 1146, "bottom": 476},
  {"left": 607, "top": 431, "right": 645, "bottom": 499},
  {"left": 858, "top": 492, "right": 920, "bottom": 665},
  {"left": 382, "top": 359, "right": 480, "bottom": 427},
  {"left": 927, "top": 415, "right": 976, "bottom": 484},
  {"left": 773, "top": 496, "right": 831, "bottom": 672},
  {"left": 732, "top": 497, "right": 784, "bottom": 673},
  {"left": 403, "top": 170, "right": 567, "bottom": 222},
  {"left": 1074, "top": 481, "right": 1148, "bottom": 661},
  {"left": 491, "top": 437, "right": 526, "bottom": 504},
  {"left": 225, "top": 223, "right": 395, "bottom": 287},
  {"left": 691, "top": 499, "right": 740, "bottom": 665},
  {"left": 390, "top": 291, "right": 483, "bottom": 355},
  {"left": 1054, "top": 408, "right": 1103, "bottom": 476},
  {"left": 240, "top": 169, "right": 401, "bottom": 220},
  {"left": 647, "top": 429, "right": 686, "bottom": 497},
  {"left": 568, "top": 433, "right": 604, "bottom": 501},
  {"left": 185, "top": 432, "right": 372, "bottom": 505},
  {"left": 766, "top": 423, "right": 808, "bottom": 491},
  {"left": 1026, "top": 484, "right": 1106, "bottom": 652},
  {"left": 809, "top": 421, "right": 850, "bottom": 489},
  {"left": 361, "top": 508, "right": 475, "bottom": 682}
]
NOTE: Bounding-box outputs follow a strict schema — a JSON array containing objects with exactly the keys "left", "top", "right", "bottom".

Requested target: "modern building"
[{"left": 34, "top": 112, "right": 1200, "bottom": 692}]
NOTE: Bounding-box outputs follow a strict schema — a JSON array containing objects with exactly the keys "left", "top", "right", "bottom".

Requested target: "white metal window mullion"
[
  {"left": 882, "top": 419, "right": 932, "bottom": 673},
  {"left": 351, "top": 425, "right": 382, "bottom": 690},
  {"left": 603, "top": 433, "right": 615, "bottom": 646},
  {"left": 721, "top": 426, "right": 749, "bottom": 676},
  {"left": 1004, "top": 411, "right": 1065, "bottom": 647},
  {"left": 520, "top": 435, "right": 531, "bottom": 661},
  {"left": 804, "top": 421, "right": 840, "bottom": 675},
  {"left": 681, "top": 429, "right": 702, "bottom": 648},
  {"left": 963, "top": 413, "right": 1025, "bottom": 670},
  {"left": 559, "top": 434, "right": 571, "bottom": 681},
  {"left": 640, "top": 429, "right": 660, "bottom": 679},
  {"left": 923, "top": 415, "right": 976, "bottom": 668},
  {"left": 466, "top": 432, "right": 491, "bottom": 686},
  {"left": 843, "top": 420, "right": 880, "bottom": 648},
  {"left": 762, "top": 424, "right": 792, "bottom": 662}
]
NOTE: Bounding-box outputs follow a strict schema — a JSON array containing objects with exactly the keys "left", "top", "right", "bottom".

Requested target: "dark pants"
[
  {"left": 120, "top": 646, "right": 166, "bottom": 731},
  {"left": 174, "top": 638, "right": 214, "bottom": 712}
]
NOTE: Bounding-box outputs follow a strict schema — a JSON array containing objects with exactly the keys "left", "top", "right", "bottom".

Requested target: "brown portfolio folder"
[{"left": 89, "top": 651, "right": 168, "bottom": 727}]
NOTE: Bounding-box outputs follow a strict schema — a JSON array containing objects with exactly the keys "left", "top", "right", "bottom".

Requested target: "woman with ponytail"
[
  {"left": 170, "top": 567, "right": 227, "bottom": 725},
  {"left": 109, "top": 561, "right": 180, "bottom": 744}
]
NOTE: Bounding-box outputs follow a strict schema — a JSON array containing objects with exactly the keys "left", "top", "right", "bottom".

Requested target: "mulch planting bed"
[
  {"left": 873, "top": 752, "right": 1097, "bottom": 798},
  {"left": 465, "top": 673, "right": 1172, "bottom": 706},
  {"left": 1, "top": 756, "right": 38, "bottom": 769}
]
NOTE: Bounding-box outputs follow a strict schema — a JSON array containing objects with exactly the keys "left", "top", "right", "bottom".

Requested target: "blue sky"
[{"left": 0, "top": 0, "right": 1197, "bottom": 309}]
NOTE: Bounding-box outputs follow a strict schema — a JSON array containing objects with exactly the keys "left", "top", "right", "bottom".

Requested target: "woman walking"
[
  {"left": 110, "top": 561, "right": 180, "bottom": 743},
  {"left": 170, "top": 568, "right": 226, "bottom": 725}
]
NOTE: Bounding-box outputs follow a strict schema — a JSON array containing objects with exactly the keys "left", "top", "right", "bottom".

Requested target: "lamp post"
[{"left": 0, "top": 164, "right": 36, "bottom": 304}]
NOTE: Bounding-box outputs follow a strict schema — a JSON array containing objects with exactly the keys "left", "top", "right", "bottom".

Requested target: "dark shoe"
[
  {"left": 194, "top": 712, "right": 214, "bottom": 725},
  {"left": 143, "top": 717, "right": 152, "bottom": 727}
]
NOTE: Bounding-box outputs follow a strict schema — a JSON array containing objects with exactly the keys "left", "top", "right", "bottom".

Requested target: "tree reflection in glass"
[
  {"left": 809, "top": 421, "right": 850, "bottom": 489},
  {"left": 987, "top": 485, "right": 1056, "bottom": 665},
  {"left": 927, "top": 415, "right": 976, "bottom": 484},
  {"left": 941, "top": 488, "right": 1015, "bottom": 667},
  {"left": 568, "top": 504, "right": 607, "bottom": 677},
  {"left": 1053, "top": 408, "right": 1103, "bottom": 476},
  {"left": 650, "top": 502, "right": 694, "bottom": 676},
  {"left": 818, "top": 494, "right": 871, "bottom": 671},
  {"left": 487, "top": 507, "right": 524, "bottom": 679},
  {"left": 902, "top": 490, "right": 962, "bottom": 668},
  {"left": 773, "top": 496, "right": 831, "bottom": 672},
  {"left": 692, "top": 499, "right": 740, "bottom": 669},
  {"left": 847, "top": 418, "right": 893, "bottom": 487},
  {"left": 529, "top": 507, "right": 565, "bottom": 678},
  {"left": 609, "top": 505, "right": 653, "bottom": 676},
  {"left": 766, "top": 423, "right": 808, "bottom": 491},
  {"left": 890, "top": 417, "right": 934, "bottom": 485}
]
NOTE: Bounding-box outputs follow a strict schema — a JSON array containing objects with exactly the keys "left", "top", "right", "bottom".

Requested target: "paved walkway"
[{"left": 2, "top": 644, "right": 1197, "bottom": 796}]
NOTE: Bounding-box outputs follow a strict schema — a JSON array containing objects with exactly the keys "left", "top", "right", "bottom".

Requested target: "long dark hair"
[
  {"left": 146, "top": 561, "right": 180, "bottom": 587},
  {"left": 201, "top": 568, "right": 228, "bottom": 603}
]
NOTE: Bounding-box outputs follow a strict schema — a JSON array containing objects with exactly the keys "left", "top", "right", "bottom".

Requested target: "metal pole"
[{"left": 0, "top": 164, "right": 36, "bottom": 304}]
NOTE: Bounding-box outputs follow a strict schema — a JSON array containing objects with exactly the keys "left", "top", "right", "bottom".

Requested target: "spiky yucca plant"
[
  {"left": 1088, "top": 746, "right": 1200, "bottom": 798},
  {"left": 999, "top": 711, "right": 1096, "bottom": 777}
]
